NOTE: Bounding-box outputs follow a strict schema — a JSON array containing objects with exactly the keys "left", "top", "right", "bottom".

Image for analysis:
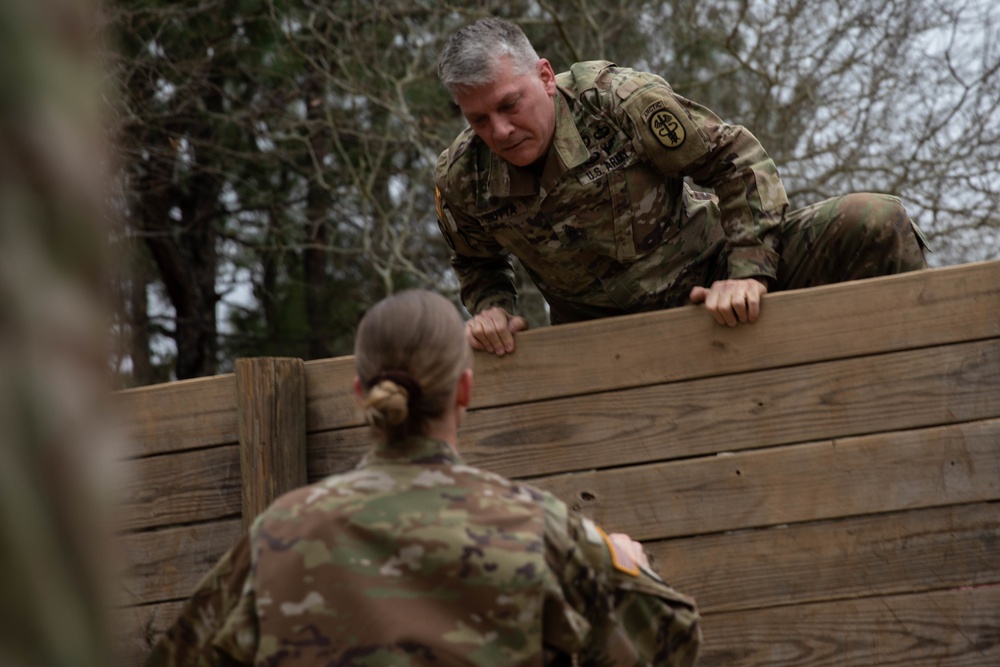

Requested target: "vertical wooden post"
[{"left": 235, "top": 357, "right": 308, "bottom": 532}]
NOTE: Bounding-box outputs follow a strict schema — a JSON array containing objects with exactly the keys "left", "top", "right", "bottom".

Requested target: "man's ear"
[
  {"left": 456, "top": 368, "right": 474, "bottom": 408},
  {"left": 353, "top": 376, "right": 364, "bottom": 401},
  {"left": 538, "top": 58, "right": 557, "bottom": 96}
]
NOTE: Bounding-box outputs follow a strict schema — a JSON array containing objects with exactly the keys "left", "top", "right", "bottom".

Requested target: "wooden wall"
[{"left": 113, "top": 261, "right": 1000, "bottom": 666}]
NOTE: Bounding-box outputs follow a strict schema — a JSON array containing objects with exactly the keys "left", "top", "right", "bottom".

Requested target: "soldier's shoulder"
[
  {"left": 436, "top": 126, "right": 485, "bottom": 197},
  {"left": 560, "top": 61, "right": 669, "bottom": 100},
  {"left": 256, "top": 471, "right": 365, "bottom": 521}
]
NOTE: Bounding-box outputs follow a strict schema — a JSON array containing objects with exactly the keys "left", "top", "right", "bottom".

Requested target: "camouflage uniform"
[
  {"left": 147, "top": 436, "right": 701, "bottom": 666},
  {"left": 435, "top": 61, "right": 927, "bottom": 323}
]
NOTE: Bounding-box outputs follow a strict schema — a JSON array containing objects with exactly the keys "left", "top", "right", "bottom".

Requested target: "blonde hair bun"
[{"left": 363, "top": 379, "right": 410, "bottom": 428}]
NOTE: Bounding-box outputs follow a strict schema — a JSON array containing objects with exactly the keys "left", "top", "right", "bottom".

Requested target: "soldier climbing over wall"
[{"left": 434, "top": 17, "right": 928, "bottom": 356}]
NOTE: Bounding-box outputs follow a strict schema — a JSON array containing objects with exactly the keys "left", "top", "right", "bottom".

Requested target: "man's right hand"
[{"left": 466, "top": 306, "right": 529, "bottom": 357}]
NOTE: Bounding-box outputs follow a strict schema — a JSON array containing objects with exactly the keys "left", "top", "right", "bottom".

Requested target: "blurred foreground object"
[{"left": 0, "top": 0, "right": 118, "bottom": 665}]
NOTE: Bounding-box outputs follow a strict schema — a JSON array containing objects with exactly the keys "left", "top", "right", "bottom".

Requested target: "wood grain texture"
[
  {"left": 124, "top": 338, "right": 1000, "bottom": 530},
  {"left": 649, "top": 503, "right": 1000, "bottom": 614},
  {"left": 116, "top": 262, "right": 1000, "bottom": 443},
  {"left": 306, "top": 338, "right": 1000, "bottom": 482},
  {"left": 115, "top": 372, "right": 237, "bottom": 458},
  {"left": 115, "top": 444, "right": 241, "bottom": 532},
  {"left": 236, "top": 357, "right": 308, "bottom": 531},
  {"left": 698, "top": 586, "right": 1000, "bottom": 667},
  {"left": 466, "top": 261, "right": 1000, "bottom": 412},
  {"left": 117, "top": 519, "right": 242, "bottom": 607},
  {"left": 458, "top": 338, "right": 1000, "bottom": 478},
  {"left": 533, "top": 419, "right": 1000, "bottom": 541},
  {"left": 110, "top": 261, "right": 1000, "bottom": 667},
  {"left": 115, "top": 600, "right": 185, "bottom": 667},
  {"left": 306, "top": 427, "right": 370, "bottom": 481},
  {"left": 297, "top": 261, "right": 1000, "bottom": 433},
  {"left": 303, "top": 355, "right": 359, "bottom": 434}
]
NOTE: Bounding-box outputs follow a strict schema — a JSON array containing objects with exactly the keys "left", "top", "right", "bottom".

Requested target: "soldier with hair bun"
[
  {"left": 434, "top": 17, "right": 928, "bottom": 357},
  {"left": 148, "top": 289, "right": 703, "bottom": 666}
]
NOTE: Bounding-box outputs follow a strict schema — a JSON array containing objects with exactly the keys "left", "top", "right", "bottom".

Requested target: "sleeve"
[
  {"left": 145, "top": 534, "right": 258, "bottom": 667},
  {"left": 434, "top": 150, "right": 519, "bottom": 316},
  {"left": 542, "top": 497, "right": 702, "bottom": 667},
  {"left": 617, "top": 72, "right": 788, "bottom": 283}
]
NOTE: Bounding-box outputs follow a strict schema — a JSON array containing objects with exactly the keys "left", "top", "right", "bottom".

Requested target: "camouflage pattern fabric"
[
  {"left": 773, "top": 193, "right": 927, "bottom": 291},
  {"left": 435, "top": 61, "right": 926, "bottom": 324},
  {"left": 146, "top": 436, "right": 701, "bottom": 666}
]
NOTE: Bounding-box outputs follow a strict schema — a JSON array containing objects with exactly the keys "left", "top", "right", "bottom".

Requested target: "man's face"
[{"left": 452, "top": 57, "right": 557, "bottom": 167}]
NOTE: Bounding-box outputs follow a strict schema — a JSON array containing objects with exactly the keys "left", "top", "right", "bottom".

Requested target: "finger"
[
  {"left": 747, "top": 291, "right": 762, "bottom": 323},
  {"left": 701, "top": 288, "right": 726, "bottom": 326},
  {"left": 712, "top": 290, "right": 739, "bottom": 327},
  {"left": 721, "top": 297, "right": 739, "bottom": 327},
  {"left": 467, "top": 318, "right": 496, "bottom": 354},
  {"left": 689, "top": 286, "right": 708, "bottom": 304},
  {"left": 493, "top": 325, "right": 515, "bottom": 355},
  {"left": 466, "top": 327, "right": 486, "bottom": 351},
  {"left": 481, "top": 312, "right": 512, "bottom": 356},
  {"left": 492, "top": 316, "right": 526, "bottom": 355},
  {"left": 732, "top": 292, "right": 749, "bottom": 323}
]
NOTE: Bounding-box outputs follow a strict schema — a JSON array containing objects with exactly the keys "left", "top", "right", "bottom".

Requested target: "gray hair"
[{"left": 438, "top": 17, "right": 540, "bottom": 94}]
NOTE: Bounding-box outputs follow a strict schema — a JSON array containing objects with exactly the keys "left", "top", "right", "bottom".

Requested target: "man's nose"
[{"left": 491, "top": 114, "right": 514, "bottom": 141}]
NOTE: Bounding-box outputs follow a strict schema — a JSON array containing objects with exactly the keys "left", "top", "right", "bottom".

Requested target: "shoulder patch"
[
  {"left": 641, "top": 100, "right": 686, "bottom": 149},
  {"left": 435, "top": 186, "right": 457, "bottom": 233},
  {"left": 595, "top": 525, "right": 640, "bottom": 577},
  {"left": 614, "top": 78, "right": 641, "bottom": 100}
]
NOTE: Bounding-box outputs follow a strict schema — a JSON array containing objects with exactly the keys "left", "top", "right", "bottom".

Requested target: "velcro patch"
[
  {"left": 595, "top": 525, "right": 640, "bottom": 577},
  {"left": 640, "top": 100, "right": 686, "bottom": 149}
]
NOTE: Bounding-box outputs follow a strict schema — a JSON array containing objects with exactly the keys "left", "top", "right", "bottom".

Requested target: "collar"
[
  {"left": 361, "top": 436, "right": 464, "bottom": 467},
  {"left": 482, "top": 91, "right": 591, "bottom": 200}
]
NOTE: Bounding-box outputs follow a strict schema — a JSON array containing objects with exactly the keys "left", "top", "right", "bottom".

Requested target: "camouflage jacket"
[
  {"left": 435, "top": 60, "right": 788, "bottom": 322},
  {"left": 146, "top": 436, "right": 701, "bottom": 666}
]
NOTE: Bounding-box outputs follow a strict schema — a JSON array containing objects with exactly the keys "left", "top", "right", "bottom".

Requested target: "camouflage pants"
[
  {"left": 545, "top": 192, "right": 927, "bottom": 324},
  {"left": 771, "top": 193, "right": 928, "bottom": 291}
]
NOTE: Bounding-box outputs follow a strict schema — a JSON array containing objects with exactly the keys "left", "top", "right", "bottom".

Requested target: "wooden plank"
[
  {"left": 117, "top": 519, "right": 242, "bottom": 607},
  {"left": 306, "top": 427, "right": 369, "bottom": 482},
  {"left": 304, "top": 355, "right": 359, "bottom": 435},
  {"left": 697, "top": 586, "right": 1000, "bottom": 667},
  {"left": 299, "top": 261, "right": 1000, "bottom": 431},
  {"left": 467, "top": 261, "right": 1000, "bottom": 410},
  {"left": 116, "top": 261, "right": 1000, "bottom": 440},
  {"left": 533, "top": 419, "right": 1000, "bottom": 541},
  {"left": 115, "top": 445, "right": 241, "bottom": 532},
  {"left": 307, "top": 338, "right": 1000, "bottom": 481},
  {"left": 647, "top": 503, "right": 1000, "bottom": 614},
  {"left": 115, "top": 600, "right": 185, "bottom": 667},
  {"left": 464, "top": 338, "right": 1000, "bottom": 477},
  {"left": 114, "top": 373, "right": 237, "bottom": 459},
  {"left": 235, "top": 357, "right": 308, "bottom": 531}
]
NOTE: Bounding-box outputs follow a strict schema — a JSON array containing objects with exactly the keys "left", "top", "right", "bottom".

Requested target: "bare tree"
[
  {"left": 638, "top": 0, "right": 1000, "bottom": 265},
  {"left": 107, "top": 0, "right": 999, "bottom": 385}
]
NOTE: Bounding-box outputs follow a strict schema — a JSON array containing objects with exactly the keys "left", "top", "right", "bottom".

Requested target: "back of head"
[
  {"left": 438, "top": 17, "right": 540, "bottom": 96},
  {"left": 354, "top": 289, "right": 471, "bottom": 439}
]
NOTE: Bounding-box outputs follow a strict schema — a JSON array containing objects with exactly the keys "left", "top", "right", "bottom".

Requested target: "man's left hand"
[{"left": 690, "top": 278, "right": 768, "bottom": 327}]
